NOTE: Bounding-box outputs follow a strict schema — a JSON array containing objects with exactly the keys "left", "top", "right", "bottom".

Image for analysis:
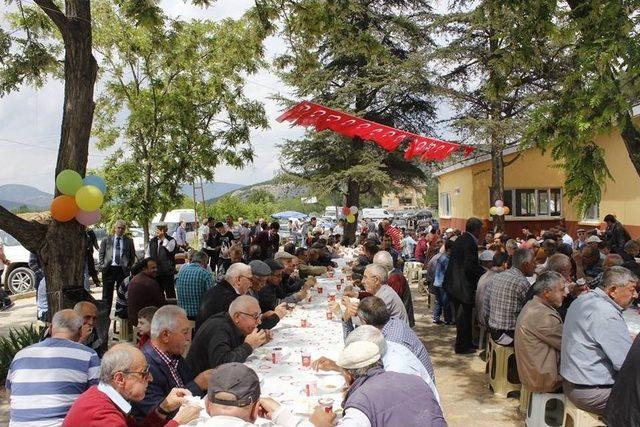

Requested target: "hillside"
[
  {"left": 0, "top": 184, "right": 53, "bottom": 210},
  {"left": 210, "top": 179, "right": 311, "bottom": 202},
  {"left": 179, "top": 181, "right": 245, "bottom": 200}
]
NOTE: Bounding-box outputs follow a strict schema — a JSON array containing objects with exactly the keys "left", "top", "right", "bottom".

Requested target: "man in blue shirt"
[
  {"left": 176, "top": 251, "right": 214, "bottom": 320},
  {"left": 560, "top": 266, "right": 638, "bottom": 414}
]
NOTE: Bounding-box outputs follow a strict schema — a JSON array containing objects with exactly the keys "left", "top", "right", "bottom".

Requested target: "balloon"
[
  {"left": 349, "top": 206, "right": 358, "bottom": 215},
  {"left": 50, "top": 195, "right": 78, "bottom": 222},
  {"left": 75, "top": 185, "right": 104, "bottom": 211},
  {"left": 495, "top": 199, "right": 504, "bottom": 207},
  {"left": 75, "top": 209, "right": 101, "bottom": 226},
  {"left": 347, "top": 213, "right": 356, "bottom": 223},
  {"left": 489, "top": 206, "right": 498, "bottom": 216},
  {"left": 56, "top": 169, "right": 83, "bottom": 196},
  {"left": 496, "top": 206, "right": 505, "bottom": 216},
  {"left": 503, "top": 206, "right": 510, "bottom": 215},
  {"left": 83, "top": 175, "right": 107, "bottom": 194},
  {"left": 341, "top": 206, "right": 350, "bottom": 215}
]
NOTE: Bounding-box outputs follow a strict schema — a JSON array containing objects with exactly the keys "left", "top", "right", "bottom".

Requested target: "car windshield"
[
  {"left": 130, "top": 229, "right": 143, "bottom": 237},
  {"left": 0, "top": 229, "right": 21, "bottom": 247}
]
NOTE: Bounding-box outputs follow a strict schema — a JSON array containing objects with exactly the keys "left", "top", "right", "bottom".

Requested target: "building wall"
[{"left": 381, "top": 187, "right": 426, "bottom": 210}]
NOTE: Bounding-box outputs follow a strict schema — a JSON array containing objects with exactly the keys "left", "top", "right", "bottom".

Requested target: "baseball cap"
[
  {"left": 274, "top": 251, "right": 294, "bottom": 260},
  {"left": 587, "top": 235, "right": 602, "bottom": 243},
  {"left": 207, "top": 363, "right": 260, "bottom": 407},
  {"left": 249, "top": 260, "right": 271, "bottom": 277},
  {"left": 264, "top": 259, "right": 284, "bottom": 271}
]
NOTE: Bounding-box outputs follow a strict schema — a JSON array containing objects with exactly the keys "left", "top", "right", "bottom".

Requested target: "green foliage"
[{"left": 0, "top": 325, "right": 40, "bottom": 383}]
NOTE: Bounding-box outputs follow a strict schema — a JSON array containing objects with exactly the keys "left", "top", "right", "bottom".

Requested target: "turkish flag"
[{"left": 276, "top": 101, "right": 473, "bottom": 160}]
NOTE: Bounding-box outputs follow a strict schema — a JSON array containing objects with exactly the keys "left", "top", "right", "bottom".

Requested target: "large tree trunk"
[
  {"left": 0, "top": 1, "right": 98, "bottom": 315},
  {"left": 490, "top": 142, "right": 505, "bottom": 232},
  {"left": 343, "top": 178, "right": 360, "bottom": 246},
  {"left": 620, "top": 110, "right": 640, "bottom": 177}
]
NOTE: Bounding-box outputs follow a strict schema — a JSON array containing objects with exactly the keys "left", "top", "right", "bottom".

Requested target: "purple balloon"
[{"left": 75, "top": 209, "right": 101, "bottom": 226}]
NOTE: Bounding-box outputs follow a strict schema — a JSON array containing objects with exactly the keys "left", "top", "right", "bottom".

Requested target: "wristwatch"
[{"left": 156, "top": 405, "right": 172, "bottom": 416}]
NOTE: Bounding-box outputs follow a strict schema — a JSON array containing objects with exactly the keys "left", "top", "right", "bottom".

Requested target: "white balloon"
[
  {"left": 496, "top": 206, "right": 505, "bottom": 216},
  {"left": 349, "top": 206, "right": 358, "bottom": 215}
]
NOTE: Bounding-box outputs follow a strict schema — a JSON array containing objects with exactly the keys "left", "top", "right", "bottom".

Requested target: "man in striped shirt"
[{"left": 6, "top": 309, "right": 100, "bottom": 427}]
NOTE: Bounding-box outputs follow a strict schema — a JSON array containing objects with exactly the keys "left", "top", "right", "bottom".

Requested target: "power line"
[{"left": 0, "top": 137, "right": 108, "bottom": 158}]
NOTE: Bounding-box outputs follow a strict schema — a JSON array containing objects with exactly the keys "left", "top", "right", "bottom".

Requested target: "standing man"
[
  {"left": 173, "top": 221, "right": 188, "bottom": 251},
  {"left": 147, "top": 223, "right": 178, "bottom": 299},
  {"left": 443, "top": 217, "right": 485, "bottom": 354},
  {"left": 176, "top": 251, "right": 214, "bottom": 321},
  {"left": 99, "top": 220, "right": 136, "bottom": 310}
]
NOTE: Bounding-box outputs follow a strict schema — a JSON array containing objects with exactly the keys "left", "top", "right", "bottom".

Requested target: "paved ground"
[{"left": 0, "top": 285, "right": 524, "bottom": 426}]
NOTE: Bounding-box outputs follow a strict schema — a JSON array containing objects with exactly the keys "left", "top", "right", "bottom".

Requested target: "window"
[
  {"left": 538, "top": 191, "right": 549, "bottom": 215},
  {"left": 516, "top": 189, "right": 536, "bottom": 216},
  {"left": 439, "top": 192, "right": 451, "bottom": 216},
  {"left": 399, "top": 197, "right": 413, "bottom": 205},
  {"left": 492, "top": 188, "right": 563, "bottom": 218},
  {"left": 583, "top": 203, "right": 600, "bottom": 221},
  {"left": 549, "top": 189, "right": 561, "bottom": 216}
]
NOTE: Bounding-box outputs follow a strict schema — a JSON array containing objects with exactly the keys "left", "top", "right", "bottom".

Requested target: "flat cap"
[
  {"left": 587, "top": 235, "right": 602, "bottom": 243},
  {"left": 274, "top": 251, "right": 294, "bottom": 260},
  {"left": 264, "top": 259, "right": 284, "bottom": 271},
  {"left": 249, "top": 260, "right": 271, "bottom": 277},
  {"left": 336, "top": 341, "right": 380, "bottom": 370}
]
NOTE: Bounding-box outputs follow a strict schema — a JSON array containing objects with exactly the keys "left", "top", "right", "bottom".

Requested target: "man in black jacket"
[
  {"left": 443, "top": 217, "right": 486, "bottom": 354},
  {"left": 195, "top": 263, "right": 253, "bottom": 330},
  {"left": 99, "top": 220, "right": 136, "bottom": 309},
  {"left": 604, "top": 334, "right": 640, "bottom": 427},
  {"left": 186, "top": 295, "right": 269, "bottom": 375},
  {"left": 147, "top": 223, "right": 177, "bottom": 299}
]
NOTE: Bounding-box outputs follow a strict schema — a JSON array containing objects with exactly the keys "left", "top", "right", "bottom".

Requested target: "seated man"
[
  {"left": 514, "top": 271, "right": 565, "bottom": 393},
  {"left": 7, "top": 309, "right": 100, "bottom": 426},
  {"left": 176, "top": 250, "right": 214, "bottom": 321},
  {"left": 575, "top": 245, "right": 604, "bottom": 280},
  {"left": 128, "top": 258, "right": 167, "bottom": 326},
  {"left": 351, "top": 239, "right": 378, "bottom": 277},
  {"left": 196, "top": 363, "right": 334, "bottom": 427},
  {"left": 74, "top": 301, "right": 105, "bottom": 358},
  {"left": 604, "top": 335, "right": 640, "bottom": 427},
  {"left": 63, "top": 343, "right": 200, "bottom": 426},
  {"left": 361, "top": 263, "right": 409, "bottom": 324},
  {"left": 560, "top": 266, "right": 638, "bottom": 414},
  {"left": 486, "top": 248, "right": 535, "bottom": 345},
  {"left": 248, "top": 260, "right": 287, "bottom": 330},
  {"left": 187, "top": 295, "right": 269, "bottom": 375},
  {"left": 196, "top": 263, "right": 253, "bottom": 330},
  {"left": 295, "top": 247, "right": 327, "bottom": 278},
  {"left": 343, "top": 296, "right": 435, "bottom": 383},
  {"left": 476, "top": 251, "right": 508, "bottom": 330},
  {"left": 374, "top": 251, "right": 415, "bottom": 327},
  {"left": 274, "top": 251, "right": 304, "bottom": 295},
  {"left": 132, "top": 306, "right": 213, "bottom": 419},
  {"left": 258, "top": 259, "right": 309, "bottom": 314},
  {"left": 336, "top": 341, "right": 446, "bottom": 427}
]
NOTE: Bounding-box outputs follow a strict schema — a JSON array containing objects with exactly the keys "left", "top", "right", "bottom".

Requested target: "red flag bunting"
[{"left": 276, "top": 101, "right": 474, "bottom": 161}]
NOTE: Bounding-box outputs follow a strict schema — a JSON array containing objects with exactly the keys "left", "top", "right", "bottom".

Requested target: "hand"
[
  {"left": 310, "top": 406, "right": 336, "bottom": 427},
  {"left": 569, "top": 282, "right": 589, "bottom": 297},
  {"left": 274, "top": 302, "right": 288, "bottom": 319},
  {"left": 3, "top": 259, "right": 10, "bottom": 265},
  {"left": 173, "top": 404, "right": 201, "bottom": 424},
  {"left": 245, "top": 328, "right": 268, "bottom": 349},
  {"left": 311, "top": 356, "right": 339, "bottom": 372},
  {"left": 303, "top": 278, "right": 315, "bottom": 291},
  {"left": 194, "top": 369, "right": 214, "bottom": 391},
  {"left": 160, "top": 388, "right": 193, "bottom": 412},
  {"left": 258, "top": 397, "right": 281, "bottom": 419},
  {"left": 342, "top": 302, "right": 358, "bottom": 322},
  {"left": 290, "top": 270, "right": 300, "bottom": 280},
  {"left": 79, "top": 324, "right": 93, "bottom": 343}
]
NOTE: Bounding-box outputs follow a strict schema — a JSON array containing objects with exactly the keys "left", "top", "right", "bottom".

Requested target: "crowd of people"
[{"left": 5, "top": 210, "right": 640, "bottom": 426}]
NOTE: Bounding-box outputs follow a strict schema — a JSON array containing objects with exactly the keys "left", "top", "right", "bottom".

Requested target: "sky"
[{"left": 0, "top": 0, "right": 453, "bottom": 194}]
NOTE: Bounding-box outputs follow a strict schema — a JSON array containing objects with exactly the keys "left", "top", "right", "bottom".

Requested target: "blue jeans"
[{"left": 433, "top": 287, "right": 452, "bottom": 323}]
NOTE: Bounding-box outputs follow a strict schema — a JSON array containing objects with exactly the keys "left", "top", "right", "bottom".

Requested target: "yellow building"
[
  {"left": 436, "top": 124, "right": 640, "bottom": 238},
  {"left": 381, "top": 186, "right": 426, "bottom": 211}
]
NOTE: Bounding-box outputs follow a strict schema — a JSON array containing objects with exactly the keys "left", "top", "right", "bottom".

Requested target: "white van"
[
  {"left": 0, "top": 229, "right": 35, "bottom": 294},
  {"left": 361, "top": 208, "right": 391, "bottom": 220},
  {"left": 151, "top": 209, "right": 198, "bottom": 242},
  {"left": 323, "top": 206, "right": 339, "bottom": 219}
]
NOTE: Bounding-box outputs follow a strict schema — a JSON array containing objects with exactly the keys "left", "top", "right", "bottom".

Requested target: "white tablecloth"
[
  {"left": 624, "top": 307, "right": 640, "bottom": 336},
  {"left": 182, "top": 273, "right": 349, "bottom": 426}
]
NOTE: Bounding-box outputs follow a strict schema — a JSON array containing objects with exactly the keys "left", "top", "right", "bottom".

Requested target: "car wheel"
[{"left": 6, "top": 267, "right": 35, "bottom": 294}]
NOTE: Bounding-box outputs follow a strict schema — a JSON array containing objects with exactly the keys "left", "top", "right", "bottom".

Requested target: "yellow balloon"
[
  {"left": 75, "top": 185, "right": 104, "bottom": 211},
  {"left": 346, "top": 213, "right": 356, "bottom": 223}
]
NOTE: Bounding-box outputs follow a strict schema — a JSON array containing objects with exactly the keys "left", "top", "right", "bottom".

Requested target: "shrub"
[{"left": 0, "top": 325, "right": 40, "bottom": 383}]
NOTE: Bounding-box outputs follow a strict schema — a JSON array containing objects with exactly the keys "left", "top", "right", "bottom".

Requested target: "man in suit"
[
  {"left": 147, "top": 223, "right": 177, "bottom": 299},
  {"left": 131, "top": 305, "right": 212, "bottom": 420},
  {"left": 98, "top": 220, "right": 135, "bottom": 310},
  {"left": 443, "top": 217, "right": 486, "bottom": 354}
]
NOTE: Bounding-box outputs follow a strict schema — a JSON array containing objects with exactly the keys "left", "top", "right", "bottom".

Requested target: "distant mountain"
[
  {"left": 0, "top": 184, "right": 53, "bottom": 210},
  {"left": 179, "top": 181, "right": 245, "bottom": 201},
  {"left": 221, "top": 179, "right": 311, "bottom": 202}
]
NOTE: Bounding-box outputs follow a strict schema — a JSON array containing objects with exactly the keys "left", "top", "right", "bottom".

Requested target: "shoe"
[
  {"left": 455, "top": 348, "right": 477, "bottom": 354},
  {"left": 0, "top": 301, "right": 15, "bottom": 311},
  {"left": 444, "top": 321, "right": 455, "bottom": 325},
  {"left": 433, "top": 319, "right": 443, "bottom": 325}
]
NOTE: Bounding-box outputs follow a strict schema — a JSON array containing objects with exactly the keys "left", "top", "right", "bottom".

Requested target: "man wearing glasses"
[
  {"left": 64, "top": 343, "right": 201, "bottom": 426},
  {"left": 99, "top": 220, "right": 136, "bottom": 310},
  {"left": 187, "top": 295, "right": 270, "bottom": 376}
]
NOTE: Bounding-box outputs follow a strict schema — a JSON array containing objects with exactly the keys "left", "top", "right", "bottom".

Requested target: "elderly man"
[
  {"left": 147, "top": 223, "right": 178, "bottom": 299},
  {"left": 343, "top": 296, "right": 435, "bottom": 383},
  {"left": 373, "top": 250, "right": 415, "bottom": 327},
  {"left": 99, "top": 219, "right": 136, "bottom": 309},
  {"left": 515, "top": 271, "right": 565, "bottom": 393},
  {"left": 63, "top": 343, "right": 200, "bottom": 426},
  {"left": 575, "top": 245, "right": 604, "bottom": 280},
  {"left": 74, "top": 301, "right": 105, "bottom": 358},
  {"left": 443, "top": 217, "right": 486, "bottom": 354},
  {"left": 128, "top": 258, "right": 167, "bottom": 326},
  {"left": 335, "top": 341, "right": 446, "bottom": 426},
  {"left": 560, "top": 266, "right": 638, "bottom": 414},
  {"left": 295, "top": 247, "right": 328, "bottom": 278},
  {"left": 7, "top": 309, "right": 100, "bottom": 426},
  {"left": 133, "top": 306, "right": 213, "bottom": 419},
  {"left": 360, "top": 263, "right": 408, "bottom": 324},
  {"left": 248, "top": 260, "right": 286, "bottom": 330},
  {"left": 485, "top": 248, "right": 535, "bottom": 346},
  {"left": 196, "top": 263, "right": 253, "bottom": 330},
  {"left": 475, "top": 252, "right": 508, "bottom": 330},
  {"left": 187, "top": 296, "right": 269, "bottom": 375},
  {"left": 258, "top": 259, "right": 309, "bottom": 315},
  {"left": 175, "top": 250, "right": 213, "bottom": 321}
]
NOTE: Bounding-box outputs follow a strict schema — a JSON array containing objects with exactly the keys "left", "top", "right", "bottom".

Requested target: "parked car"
[{"left": 0, "top": 229, "right": 36, "bottom": 294}]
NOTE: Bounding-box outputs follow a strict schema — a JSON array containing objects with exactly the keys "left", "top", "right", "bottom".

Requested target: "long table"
[{"left": 182, "top": 272, "right": 349, "bottom": 426}]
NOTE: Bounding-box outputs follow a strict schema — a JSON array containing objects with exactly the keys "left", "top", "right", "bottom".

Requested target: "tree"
[
  {"left": 435, "top": 0, "right": 565, "bottom": 230},
  {"left": 509, "top": 0, "right": 640, "bottom": 214},
  {"left": 266, "top": 0, "right": 435, "bottom": 243},
  {"left": 0, "top": 0, "right": 262, "bottom": 315},
  {"left": 93, "top": 3, "right": 267, "bottom": 243}
]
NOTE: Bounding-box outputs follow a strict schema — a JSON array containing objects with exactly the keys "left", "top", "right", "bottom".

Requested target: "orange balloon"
[
  {"left": 50, "top": 195, "right": 79, "bottom": 222},
  {"left": 503, "top": 206, "right": 510, "bottom": 215}
]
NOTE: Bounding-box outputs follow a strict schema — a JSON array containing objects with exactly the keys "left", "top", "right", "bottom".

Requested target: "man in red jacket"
[{"left": 63, "top": 343, "right": 200, "bottom": 427}]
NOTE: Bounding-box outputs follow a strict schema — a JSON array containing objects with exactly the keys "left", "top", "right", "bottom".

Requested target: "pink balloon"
[
  {"left": 75, "top": 209, "right": 101, "bottom": 226},
  {"left": 495, "top": 200, "right": 504, "bottom": 207}
]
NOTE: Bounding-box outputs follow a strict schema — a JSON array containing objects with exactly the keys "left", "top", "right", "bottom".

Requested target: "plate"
[
  {"left": 252, "top": 346, "right": 291, "bottom": 362},
  {"left": 293, "top": 396, "right": 317, "bottom": 415},
  {"left": 318, "top": 374, "right": 346, "bottom": 394}
]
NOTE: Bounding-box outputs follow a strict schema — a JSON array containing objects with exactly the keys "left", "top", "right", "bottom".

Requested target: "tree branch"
[
  {"left": 0, "top": 206, "right": 47, "bottom": 253},
  {"left": 33, "top": 0, "right": 69, "bottom": 40}
]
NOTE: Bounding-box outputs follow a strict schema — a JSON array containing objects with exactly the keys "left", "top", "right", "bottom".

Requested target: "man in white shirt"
[
  {"left": 98, "top": 220, "right": 136, "bottom": 309},
  {"left": 559, "top": 226, "right": 574, "bottom": 247},
  {"left": 362, "top": 263, "right": 409, "bottom": 324}
]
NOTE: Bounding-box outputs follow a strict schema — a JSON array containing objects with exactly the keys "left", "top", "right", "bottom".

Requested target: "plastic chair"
[
  {"left": 520, "top": 385, "right": 532, "bottom": 415},
  {"left": 113, "top": 317, "right": 132, "bottom": 342},
  {"left": 525, "top": 388, "right": 565, "bottom": 427},
  {"left": 487, "top": 337, "right": 521, "bottom": 398},
  {"left": 563, "top": 398, "right": 606, "bottom": 427}
]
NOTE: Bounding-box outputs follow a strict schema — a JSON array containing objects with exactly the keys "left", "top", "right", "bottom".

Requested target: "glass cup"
[
  {"left": 318, "top": 397, "right": 334, "bottom": 413},
  {"left": 326, "top": 310, "right": 333, "bottom": 320},
  {"left": 328, "top": 292, "right": 336, "bottom": 302},
  {"left": 301, "top": 317, "right": 309, "bottom": 328},
  {"left": 317, "top": 286, "right": 324, "bottom": 294},
  {"left": 271, "top": 347, "right": 282, "bottom": 364},
  {"left": 301, "top": 351, "right": 311, "bottom": 368},
  {"left": 305, "top": 381, "right": 318, "bottom": 397}
]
